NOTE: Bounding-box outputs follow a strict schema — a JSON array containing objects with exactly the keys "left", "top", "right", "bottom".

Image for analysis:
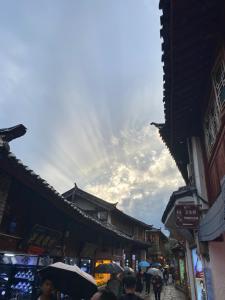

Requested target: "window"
[
  {"left": 204, "top": 53, "right": 225, "bottom": 156},
  {"left": 98, "top": 211, "right": 108, "bottom": 222},
  {"left": 203, "top": 93, "right": 220, "bottom": 155},
  {"left": 213, "top": 57, "right": 225, "bottom": 108}
]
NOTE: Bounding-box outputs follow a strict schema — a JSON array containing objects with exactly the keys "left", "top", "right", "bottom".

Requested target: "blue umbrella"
[
  {"left": 150, "top": 262, "right": 162, "bottom": 268},
  {"left": 138, "top": 261, "right": 150, "bottom": 268}
]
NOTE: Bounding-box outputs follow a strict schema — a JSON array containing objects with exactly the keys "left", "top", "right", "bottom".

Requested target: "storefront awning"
[{"left": 199, "top": 193, "right": 225, "bottom": 241}]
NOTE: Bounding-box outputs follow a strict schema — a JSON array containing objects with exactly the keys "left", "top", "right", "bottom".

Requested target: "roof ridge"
[{"left": 2, "top": 151, "right": 150, "bottom": 245}]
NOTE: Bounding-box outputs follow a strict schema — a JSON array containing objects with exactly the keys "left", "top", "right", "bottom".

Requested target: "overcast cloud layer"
[{"left": 0, "top": 0, "right": 183, "bottom": 229}]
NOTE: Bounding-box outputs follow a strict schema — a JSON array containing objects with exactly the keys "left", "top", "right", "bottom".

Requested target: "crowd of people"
[
  {"left": 37, "top": 265, "right": 176, "bottom": 300},
  {"left": 92, "top": 265, "right": 176, "bottom": 300}
]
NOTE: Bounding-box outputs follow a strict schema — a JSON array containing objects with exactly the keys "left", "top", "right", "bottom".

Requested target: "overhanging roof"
[
  {"left": 63, "top": 186, "right": 153, "bottom": 230},
  {"left": 63, "top": 186, "right": 117, "bottom": 211},
  {"left": 159, "top": 0, "right": 225, "bottom": 181},
  {"left": 161, "top": 186, "right": 196, "bottom": 224},
  {"left": 0, "top": 151, "right": 148, "bottom": 247}
]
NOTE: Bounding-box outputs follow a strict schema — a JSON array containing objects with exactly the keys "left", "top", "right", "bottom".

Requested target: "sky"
[{"left": 0, "top": 0, "right": 183, "bottom": 229}]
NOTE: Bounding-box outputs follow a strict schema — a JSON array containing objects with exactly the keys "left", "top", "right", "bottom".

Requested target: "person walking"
[
  {"left": 37, "top": 277, "right": 58, "bottom": 300},
  {"left": 119, "top": 276, "right": 143, "bottom": 300},
  {"left": 135, "top": 270, "right": 143, "bottom": 295},
  {"left": 163, "top": 268, "right": 169, "bottom": 285},
  {"left": 91, "top": 289, "right": 117, "bottom": 300},
  {"left": 152, "top": 275, "right": 163, "bottom": 300},
  {"left": 144, "top": 268, "right": 151, "bottom": 295},
  {"left": 107, "top": 273, "right": 122, "bottom": 297}
]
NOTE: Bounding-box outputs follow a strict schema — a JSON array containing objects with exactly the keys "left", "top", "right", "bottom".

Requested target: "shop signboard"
[
  {"left": 25, "top": 224, "right": 62, "bottom": 252},
  {"left": 175, "top": 204, "right": 199, "bottom": 228}
]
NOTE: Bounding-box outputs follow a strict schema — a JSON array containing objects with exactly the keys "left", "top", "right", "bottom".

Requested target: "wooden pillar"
[
  {"left": 140, "top": 249, "right": 146, "bottom": 260},
  {"left": 0, "top": 171, "right": 11, "bottom": 226}
]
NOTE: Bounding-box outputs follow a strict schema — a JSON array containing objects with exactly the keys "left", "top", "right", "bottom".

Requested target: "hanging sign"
[
  {"left": 25, "top": 224, "right": 62, "bottom": 252},
  {"left": 175, "top": 204, "right": 200, "bottom": 228}
]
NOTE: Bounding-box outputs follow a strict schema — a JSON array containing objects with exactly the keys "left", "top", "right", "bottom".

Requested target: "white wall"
[
  {"left": 191, "top": 137, "right": 208, "bottom": 204},
  {"left": 208, "top": 236, "right": 225, "bottom": 300}
]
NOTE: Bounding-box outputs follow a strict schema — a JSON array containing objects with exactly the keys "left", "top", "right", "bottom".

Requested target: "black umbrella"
[
  {"left": 123, "top": 267, "right": 135, "bottom": 274},
  {"left": 39, "top": 262, "right": 97, "bottom": 299},
  {"left": 95, "top": 263, "right": 124, "bottom": 274}
]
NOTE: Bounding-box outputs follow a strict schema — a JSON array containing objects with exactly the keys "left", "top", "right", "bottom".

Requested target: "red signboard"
[
  {"left": 175, "top": 204, "right": 200, "bottom": 228},
  {"left": 27, "top": 245, "right": 45, "bottom": 255}
]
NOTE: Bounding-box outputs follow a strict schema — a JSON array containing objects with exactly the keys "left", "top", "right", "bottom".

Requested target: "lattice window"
[
  {"left": 203, "top": 93, "right": 220, "bottom": 155},
  {"left": 213, "top": 57, "right": 225, "bottom": 108}
]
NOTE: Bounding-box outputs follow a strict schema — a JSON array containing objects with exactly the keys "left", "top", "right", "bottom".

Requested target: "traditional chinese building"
[
  {"left": 0, "top": 125, "right": 151, "bottom": 297},
  {"left": 157, "top": 0, "right": 225, "bottom": 299},
  {"left": 63, "top": 185, "right": 152, "bottom": 269},
  {"left": 145, "top": 227, "right": 168, "bottom": 263}
]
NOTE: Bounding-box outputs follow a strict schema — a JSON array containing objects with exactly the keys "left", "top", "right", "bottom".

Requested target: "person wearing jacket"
[
  {"left": 119, "top": 276, "right": 143, "bottom": 300},
  {"left": 152, "top": 275, "right": 163, "bottom": 300}
]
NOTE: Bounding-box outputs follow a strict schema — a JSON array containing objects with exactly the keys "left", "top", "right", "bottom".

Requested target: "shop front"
[
  {"left": 94, "top": 259, "right": 112, "bottom": 287},
  {"left": 0, "top": 223, "right": 64, "bottom": 299},
  {"left": 162, "top": 187, "right": 203, "bottom": 299},
  {"left": 171, "top": 244, "right": 187, "bottom": 292},
  {"left": 191, "top": 248, "right": 206, "bottom": 300},
  {"left": 0, "top": 252, "right": 55, "bottom": 300}
]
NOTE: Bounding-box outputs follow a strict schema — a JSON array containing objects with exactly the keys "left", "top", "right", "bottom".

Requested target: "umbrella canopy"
[
  {"left": 147, "top": 268, "right": 163, "bottom": 278},
  {"left": 164, "top": 265, "right": 169, "bottom": 269},
  {"left": 150, "top": 262, "right": 162, "bottom": 268},
  {"left": 39, "top": 262, "right": 97, "bottom": 299},
  {"left": 123, "top": 267, "right": 135, "bottom": 274},
  {"left": 95, "top": 263, "right": 124, "bottom": 274},
  {"left": 138, "top": 261, "right": 150, "bottom": 268}
]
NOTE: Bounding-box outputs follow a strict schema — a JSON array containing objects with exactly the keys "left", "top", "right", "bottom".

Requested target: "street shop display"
[
  {"left": 94, "top": 260, "right": 111, "bottom": 287},
  {"left": 191, "top": 249, "right": 206, "bottom": 300},
  {"left": 0, "top": 253, "right": 54, "bottom": 300},
  {"left": 39, "top": 262, "right": 97, "bottom": 299},
  {"left": 178, "top": 259, "right": 185, "bottom": 286}
]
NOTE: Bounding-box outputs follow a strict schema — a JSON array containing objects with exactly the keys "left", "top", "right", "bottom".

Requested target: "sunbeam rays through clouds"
[{"left": 0, "top": 0, "right": 183, "bottom": 229}]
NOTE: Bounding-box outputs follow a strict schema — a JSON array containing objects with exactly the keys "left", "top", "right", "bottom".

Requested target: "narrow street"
[
  {"left": 2, "top": 0, "right": 225, "bottom": 299},
  {"left": 142, "top": 285, "right": 186, "bottom": 300}
]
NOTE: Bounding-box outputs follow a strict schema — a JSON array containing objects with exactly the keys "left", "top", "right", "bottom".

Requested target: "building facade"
[
  {"left": 0, "top": 125, "right": 152, "bottom": 298},
  {"left": 158, "top": 0, "right": 225, "bottom": 299},
  {"left": 63, "top": 184, "right": 153, "bottom": 269},
  {"left": 146, "top": 228, "right": 168, "bottom": 263}
]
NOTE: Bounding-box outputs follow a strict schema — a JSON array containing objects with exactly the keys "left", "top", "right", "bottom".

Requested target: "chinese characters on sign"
[
  {"left": 175, "top": 204, "right": 199, "bottom": 228},
  {"left": 25, "top": 224, "right": 62, "bottom": 254}
]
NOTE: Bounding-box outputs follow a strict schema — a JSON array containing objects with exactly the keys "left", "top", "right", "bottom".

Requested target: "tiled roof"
[
  {"left": 63, "top": 187, "right": 117, "bottom": 211},
  {"left": 0, "top": 151, "right": 149, "bottom": 247},
  {"left": 159, "top": 0, "right": 224, "bottom": 181},
  {"left": 64, "top": 186, "right": 153, "bottom": 229}
]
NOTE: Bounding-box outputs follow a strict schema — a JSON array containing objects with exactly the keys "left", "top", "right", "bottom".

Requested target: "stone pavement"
[{"left": 141, "top": 284, "right": 186, "bottom": 300}]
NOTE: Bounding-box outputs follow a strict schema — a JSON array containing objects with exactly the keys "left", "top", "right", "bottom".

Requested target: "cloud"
[
  {"left": 86, "top": 125, "right": 184, "bottom": 228},
  {"left": 0, "top": 0, "right": 183, "bottom": 229}
]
